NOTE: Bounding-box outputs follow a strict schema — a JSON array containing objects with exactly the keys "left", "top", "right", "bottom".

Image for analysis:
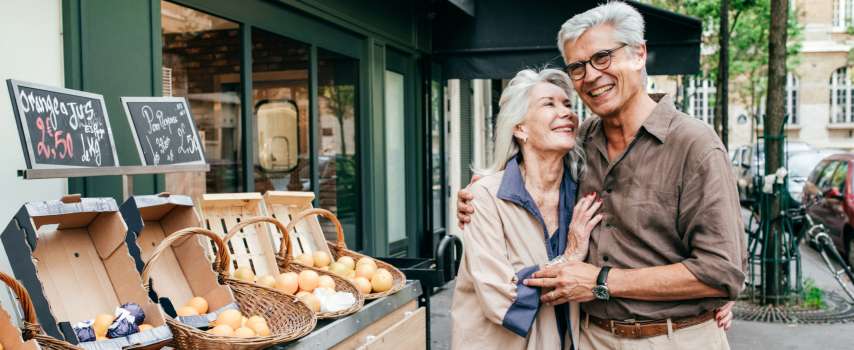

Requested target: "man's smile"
[{"left": 588, "top": 84, "right": 615, "bottom": 98}]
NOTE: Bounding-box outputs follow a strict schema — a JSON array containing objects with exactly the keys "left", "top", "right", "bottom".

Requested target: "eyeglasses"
[{"left": 564, "top": 44, "right": 628, "bottom": 81}]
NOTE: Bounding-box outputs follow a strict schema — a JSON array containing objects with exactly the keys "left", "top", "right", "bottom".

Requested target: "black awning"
[{"left": 432, "top": 0, "right": 701, "bottom": 80}]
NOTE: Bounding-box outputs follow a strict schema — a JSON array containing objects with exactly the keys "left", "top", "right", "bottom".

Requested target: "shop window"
[
  {"left": 162, "top": 1, "right": 243, "bottom": 194},
  {"left": 385, "top": 69, "right": 406, "bottom": 249},
  {"left": 430, "top": 79, "right": 446, "bottom": 231},
  {"left": 318, "top": 49, "right": 361, "bottom": 245},
  {"left": 250, "top": 27, "right": 311, "bottom": 193}
]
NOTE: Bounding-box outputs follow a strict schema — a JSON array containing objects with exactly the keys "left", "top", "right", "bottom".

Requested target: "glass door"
[
  {"left": 385, "top": 48, "right": 412, "bottom": 256},
  {"left": 428, "top": 64, "right": 448, "bottom": 254},
  {"left": 385, "top": 69, "right": 407, "bottom": 255}
]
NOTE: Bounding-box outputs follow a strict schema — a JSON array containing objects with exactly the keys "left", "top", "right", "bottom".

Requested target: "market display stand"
[
  {"left": 6, "top": 80, "right": 436, "bottom": 349},
  {"left": 273, "top": 281, "right": 424, "bottom": 350}
]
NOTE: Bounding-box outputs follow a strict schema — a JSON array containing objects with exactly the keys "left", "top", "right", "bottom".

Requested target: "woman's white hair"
[
  {"left": 557, "top": 1, "right": 646, "bottom": 63},
  {"left": 474, "top": 68, "right": 585, "bottom": 180}
]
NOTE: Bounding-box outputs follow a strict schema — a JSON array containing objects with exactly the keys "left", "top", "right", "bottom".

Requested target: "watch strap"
[{"left": 597, "top": 266, "right": 612, "bottom": 286}]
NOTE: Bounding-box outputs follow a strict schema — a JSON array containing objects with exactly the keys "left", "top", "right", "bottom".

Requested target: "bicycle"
[{"left": 802, "top": 194, "right": 854, "bottom": 303}]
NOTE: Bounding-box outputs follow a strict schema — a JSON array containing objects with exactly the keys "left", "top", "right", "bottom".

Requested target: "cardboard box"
[
  {"left": 0, "top": 307, "right": 40, "bottom": 350},
  {"left": 0, "top": 195, "right": 169, "bottom": 348},
  {"left": 121, "top": 194, "right": 235, "bottom": 323}
]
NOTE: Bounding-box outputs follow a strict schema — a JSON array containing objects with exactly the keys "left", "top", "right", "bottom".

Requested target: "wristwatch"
[{"left": 592, "top": 266, "right": 611, "bottom": 300}]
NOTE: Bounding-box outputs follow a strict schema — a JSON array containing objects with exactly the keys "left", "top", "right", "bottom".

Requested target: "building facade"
[
  {"left": 649, "top": 0, "right": 854, "bottom": 151},
  {"left": 1, "top": 1, "right": 700, "bottom": 317}
]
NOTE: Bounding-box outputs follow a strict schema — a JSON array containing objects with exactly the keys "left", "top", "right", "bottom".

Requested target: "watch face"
[{"left": 593, "top": 286, "right": 610, "bottom": 300}]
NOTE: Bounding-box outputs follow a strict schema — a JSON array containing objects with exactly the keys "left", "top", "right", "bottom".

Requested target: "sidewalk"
[{"left": 428, "top": 245, "right": 854, "bottom": 349}]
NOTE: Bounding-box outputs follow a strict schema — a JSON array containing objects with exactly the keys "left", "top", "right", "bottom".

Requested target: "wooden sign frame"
[
  {"left": 6, "top": 79, "right": 120, "bottom": 170},
  {"left": 120, "top": 96, "right": 206, "bottom": 167}
]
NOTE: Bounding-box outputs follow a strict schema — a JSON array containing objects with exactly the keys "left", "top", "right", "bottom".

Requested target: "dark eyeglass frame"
[{"left": 564, "top": 43, "right": 628, "bottom": 81}]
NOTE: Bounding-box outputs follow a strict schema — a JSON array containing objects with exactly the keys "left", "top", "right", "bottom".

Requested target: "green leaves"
[{"left": 651, "top": 0, "right": 802, "bottom": 118}]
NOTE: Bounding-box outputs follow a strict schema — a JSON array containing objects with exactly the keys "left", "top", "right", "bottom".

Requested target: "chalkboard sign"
[
  {"left": 6, "top": 79, "right": 119, "bottom": 169},
  {"left": 121, "top": 97, "right": 205, "bottom": 166}
]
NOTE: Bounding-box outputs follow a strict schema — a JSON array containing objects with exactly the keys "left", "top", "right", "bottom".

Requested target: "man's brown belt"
[{"left": 587, "top": 311, "right": 716, "bottom": 339}]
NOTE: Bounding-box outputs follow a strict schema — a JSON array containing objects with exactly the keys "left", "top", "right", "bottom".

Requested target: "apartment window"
[
  {"left": 572, "top": 94, "right": 593, "bottom": 121},
  {"left": 758, "top": 73, "right": 799, "bottom": 125},
  {"left": 786, "top": 74, "right": 799, "bottom": 124},
  {"left": 686, "top": 77, "right": 715, "bottom": 124},
  {"left": 830, "top": 66, "right": 854, "bottom": 124},
  {"left": 834, "top": 0, "right": 854, "bottom": 28}
]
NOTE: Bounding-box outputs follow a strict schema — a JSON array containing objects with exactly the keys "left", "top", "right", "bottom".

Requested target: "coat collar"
[{"left": 496, "top": 154, "right": 577, "bottom": 258}]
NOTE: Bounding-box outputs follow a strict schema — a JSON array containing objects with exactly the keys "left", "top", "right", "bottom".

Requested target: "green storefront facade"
[
  {"left": 62, "top": 0, "right": 443, "bottom": 258},
  {"left": 58, "top": 0, "right": 701, "bottom": 260}
]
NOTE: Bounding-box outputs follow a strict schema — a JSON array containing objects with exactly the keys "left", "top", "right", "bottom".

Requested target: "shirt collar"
[
  {"left": 585, "top": 93, "right": 678, "bottom": 147},
  {"left": 639, "top": 94, "right": 678, "bottom": 143}
]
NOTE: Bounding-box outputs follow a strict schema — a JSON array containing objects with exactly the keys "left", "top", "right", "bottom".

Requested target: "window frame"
[
  {"left": 687, "top": 76, "right": 714, "bottom": 124},
  {"left": 835, "top": 0, "right": 854, "bottom": 29},
  {"left": 162, "top": 0, "right": 378, "bottom": 251},
  {"left": 830, "top": 66, "right": 854, "bottom": 124}
]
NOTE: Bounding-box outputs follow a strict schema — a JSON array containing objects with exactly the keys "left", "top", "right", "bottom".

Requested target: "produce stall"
[
  {"left": 2, "top": 80, "right": 431, "bottom": 349},
  {"left": 274, "top": 281, "right": 424, "bottom": 350}
]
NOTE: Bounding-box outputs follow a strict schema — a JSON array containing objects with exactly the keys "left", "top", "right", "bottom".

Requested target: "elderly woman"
[{"left": 450, "top": 68, "right": 602, "bottom": 350}]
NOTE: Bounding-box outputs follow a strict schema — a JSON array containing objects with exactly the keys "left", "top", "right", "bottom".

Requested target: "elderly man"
[{"left": 456, "top": 2, "right": 745, "bottom": 349}]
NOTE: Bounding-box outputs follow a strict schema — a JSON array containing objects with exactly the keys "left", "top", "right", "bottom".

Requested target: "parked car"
[
  {"left": 731, "top": 141, "right": 814, "bottom": 202},
  {"left": 802, "top": 153, "right": 854, "bottom": 266},
  {"left": 787, "top": 149, "right": 845, "bottom": 206}
]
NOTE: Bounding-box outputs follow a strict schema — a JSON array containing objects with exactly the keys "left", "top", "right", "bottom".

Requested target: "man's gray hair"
[
  {"left": 474, "top": 68, "right": 585, "bottom": 180},
  {"left": 557, "top": 1, "right": 646, "bottom": 64}
]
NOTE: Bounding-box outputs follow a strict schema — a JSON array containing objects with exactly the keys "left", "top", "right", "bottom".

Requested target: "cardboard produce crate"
[
  {"left": 121, "top": 193, "right": 236, "bottom": 320},
  {"left": 0, "top": 195, "right": 170, "bottom": 348}
]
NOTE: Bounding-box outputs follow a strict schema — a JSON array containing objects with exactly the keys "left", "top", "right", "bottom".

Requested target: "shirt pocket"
[{"left": 630, "top": 188, "right": 679, "bottom": 236}]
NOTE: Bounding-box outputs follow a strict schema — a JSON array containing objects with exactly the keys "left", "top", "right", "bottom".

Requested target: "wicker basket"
[
  {"left": 142, "top": 227, "right": 316, "bottom": 350},
  {"left": 227, "top": 216, "right": 364, "bottom": 319},
  {"left": 0, "top": 272, "right": 80, "bottom": 350},
  {"left": 287, "top": 208, "right": 406, "bottom": 300}
]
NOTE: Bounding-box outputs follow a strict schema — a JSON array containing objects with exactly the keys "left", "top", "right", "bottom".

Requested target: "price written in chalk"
[
  {"left": 6, "top": 79, "right": 118, "bottom": 169},
  {"left": 122, "top": 97, "right": 205, "bottom": 166}
]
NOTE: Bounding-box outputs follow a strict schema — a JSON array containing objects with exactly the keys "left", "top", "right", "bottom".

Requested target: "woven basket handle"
[
  {"left": 287, "top": 208, "right": 346, "bottom": 255},
  {"left": 142, "top": 227, "right": 231, "bottom": 288},
  {"left": 0, "top": 272, "right": 41, "bottom": 332},
  {"left": 224, "top": 216, "right": 293, "bottom": 267}
]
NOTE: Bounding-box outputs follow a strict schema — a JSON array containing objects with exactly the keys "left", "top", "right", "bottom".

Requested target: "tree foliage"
[{"left": 648, "top": 0, "right": 802, "bottom": 121}]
